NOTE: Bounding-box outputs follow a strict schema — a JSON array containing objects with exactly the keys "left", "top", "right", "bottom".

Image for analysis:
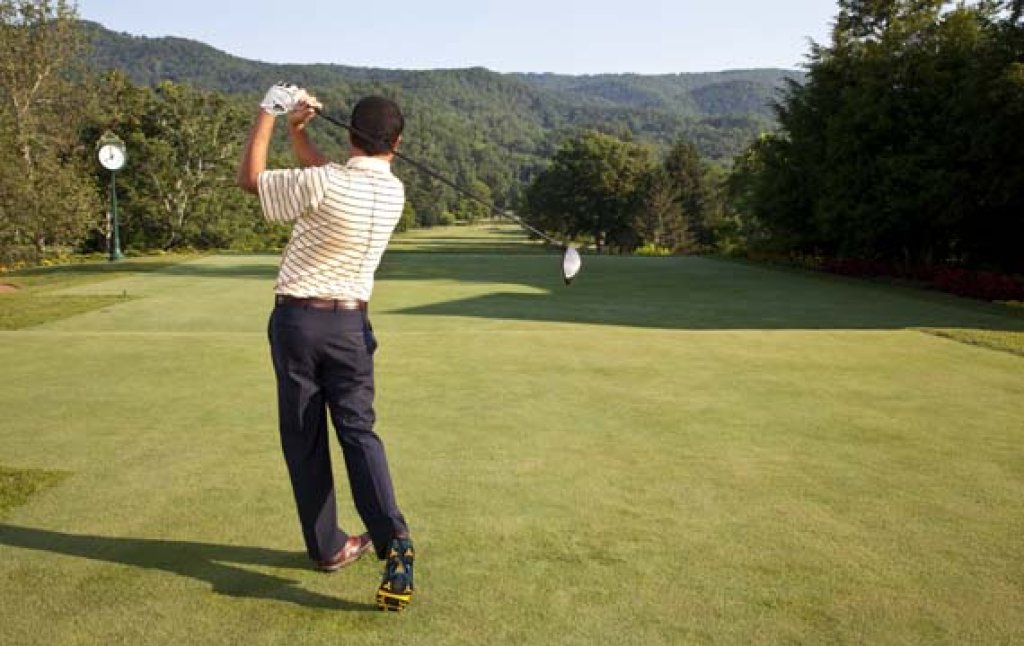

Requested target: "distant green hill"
[
  {"left": 514, "top": 70, "right": 797, "bottom": 119},
  {"left": 82, "top": 21, "right": 803, "bottom": 211}
]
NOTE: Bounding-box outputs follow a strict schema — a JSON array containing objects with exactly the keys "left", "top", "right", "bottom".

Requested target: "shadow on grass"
[
  {"left": 0, "top": 524, "right": 377, "bottom": 611},
  {"left": 387, "top": 241, "right": 552, "bottom": 254},
  {"left": 382, "top": 255, "right": 1024, "bottom": 332},
  {"left": 3, "top": 259, "right": 193, "bottom": 293},
  {"left": 150, "top": 253, "right": 1024, "bottom": 332},
  {"left": 154, "top": 262, "right": 280, "bottom": 280},
  {"left": 16, "top": 250, "right": 1022, "bottom": 334},
  {"left": 0, "top": 295, "right": 130, "bottom": 331},
  {"left": 8, "top": 259, "right": 187, "bottom": 278}
]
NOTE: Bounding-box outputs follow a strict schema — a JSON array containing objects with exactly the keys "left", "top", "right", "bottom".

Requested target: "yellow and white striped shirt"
[{"left": 258, "top": 156, "right": 405, "bottom": 301}]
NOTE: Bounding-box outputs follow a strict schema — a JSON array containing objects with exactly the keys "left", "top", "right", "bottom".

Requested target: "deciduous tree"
[
  {"left": 729, "top": 0, "right": 1024, "bottom": 272},
  {"left": 525, "top": 130, "right": 653, "bottom": 252},
  {"left": 0, "top": 0, "right": 99, "bottom": 261}
]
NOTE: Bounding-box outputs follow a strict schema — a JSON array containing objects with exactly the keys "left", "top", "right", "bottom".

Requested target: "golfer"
[{"left": 237, "top": 85, "right": 414, "bottom": 612}]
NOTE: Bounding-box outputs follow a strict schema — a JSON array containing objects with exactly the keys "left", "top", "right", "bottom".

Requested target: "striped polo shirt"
[{"left": 258, "top": 156, "right": 405, "bottom": 301}]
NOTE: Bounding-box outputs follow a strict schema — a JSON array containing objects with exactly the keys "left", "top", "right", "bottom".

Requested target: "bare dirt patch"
[{"left": 0, "top": 283, "right": 19, "bottom": 294}]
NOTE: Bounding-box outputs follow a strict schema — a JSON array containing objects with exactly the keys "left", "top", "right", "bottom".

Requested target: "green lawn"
[
  {"left": 1, "top": 226, "right": 1022, "bottom": 644},
  {"left": 0, "top": 255, "right": 191, "bottom": 330}
]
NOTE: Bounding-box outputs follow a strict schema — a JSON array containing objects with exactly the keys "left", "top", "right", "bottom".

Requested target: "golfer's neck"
[{"left": 350, "top": 147, "right": 394, "bottom": 163}]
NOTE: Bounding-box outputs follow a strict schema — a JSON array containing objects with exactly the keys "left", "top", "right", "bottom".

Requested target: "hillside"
[
  {"left": 515, "top": 69, "right": 797, "bottom": 119},
  {"left": 82, "top": 21, "right": 803, "bottom": 210},
  {"left": 84, "top": 23, "right": 801, "bottom": 128}
]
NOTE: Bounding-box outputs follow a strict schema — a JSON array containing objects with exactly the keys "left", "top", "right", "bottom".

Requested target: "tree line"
[
  {"left": 0, "top": 0, "right": 779, "bottom": 266},
  {"left": 0, "top": 0, "right": 769, "bottom": 267},
  {"left": 729, "top": 0, "right": 1024, "bottom": 274},
  {"left": 524, "top": 131, "right": 732, "bottom": 255},
  {"left": 2, "top": 0, "right": 1021, "bottom": 288},
  {"left": 525, "top": 0, "right": 1023, "bottom": 281}
]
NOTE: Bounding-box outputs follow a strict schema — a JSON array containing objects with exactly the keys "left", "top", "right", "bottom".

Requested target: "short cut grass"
[
  {"left": 2, "top": 227, "right": 1023, "bottom": 644},
  {"left": 0, "top": 467, "right": 69, "bottom": 517}
]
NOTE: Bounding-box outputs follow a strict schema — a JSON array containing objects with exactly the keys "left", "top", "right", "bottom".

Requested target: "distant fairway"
[{"left": 1, "top": 225, "right": 1022, "bottom": 644}]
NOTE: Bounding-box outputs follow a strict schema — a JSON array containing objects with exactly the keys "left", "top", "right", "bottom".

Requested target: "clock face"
[{"left": 98, "top": 144, "right": 126, "bottom": 171}]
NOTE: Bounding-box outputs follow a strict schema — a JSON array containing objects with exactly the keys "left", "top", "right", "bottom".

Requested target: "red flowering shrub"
[
  {"left": 748, "top": 252, "right": 1024, "bottom": 302},
  {"left": 931, "top": 268, "right": 1024, "bottom": 302}
]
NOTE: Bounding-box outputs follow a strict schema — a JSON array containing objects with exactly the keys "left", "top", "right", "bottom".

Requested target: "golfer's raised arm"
[
  {"left": 237, "top": 110, "right": 274, "bottom": 194},
  {"left": 239, "top": 84, "right": 326, "bottom": 193}
]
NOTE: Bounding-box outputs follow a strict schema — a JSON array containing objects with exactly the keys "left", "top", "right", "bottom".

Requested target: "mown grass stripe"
[
  {"left": 0, "top": 467, "right": 70, "bottom": 518},
  {"left": 0, "top": 295, "right": 133, "bottom": 330}
]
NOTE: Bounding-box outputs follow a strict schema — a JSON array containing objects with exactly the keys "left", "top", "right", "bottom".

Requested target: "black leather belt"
[{"left": 275, "top": 295, "right": 367, "bottom": 311}]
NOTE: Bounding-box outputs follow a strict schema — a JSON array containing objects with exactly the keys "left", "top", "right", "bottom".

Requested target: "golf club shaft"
[{"left": 313, "top": 109, "right": 562, "bottom": 247}]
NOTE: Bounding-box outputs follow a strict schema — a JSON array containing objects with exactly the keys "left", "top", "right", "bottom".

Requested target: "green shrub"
[{"left": 635, "top": 244, "right": 673, "bottom": 257}]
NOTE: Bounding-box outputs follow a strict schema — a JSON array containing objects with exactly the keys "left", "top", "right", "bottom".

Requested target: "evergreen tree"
[
  {"left": 730, "top": 0, "right": 1024, "bottom": 272},
  {"left": 632, "top": 169, "right": 684, "bottom": 251},
  {"left": 664, "top": 140, "right": 716, "bottom": 250}
]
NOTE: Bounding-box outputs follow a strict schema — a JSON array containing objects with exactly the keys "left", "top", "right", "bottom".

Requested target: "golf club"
[{"left": 312, "top": 107, "right": 583, "bottom": 285}]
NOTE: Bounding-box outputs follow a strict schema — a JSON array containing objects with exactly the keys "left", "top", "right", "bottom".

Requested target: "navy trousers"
[{"left": 268, "top": 302, "right": 408, "bottom": 561}]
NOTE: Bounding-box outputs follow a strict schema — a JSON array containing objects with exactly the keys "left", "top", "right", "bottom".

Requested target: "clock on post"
[{"left": 96, "top": 131, "right": 127, "bottom": 260}]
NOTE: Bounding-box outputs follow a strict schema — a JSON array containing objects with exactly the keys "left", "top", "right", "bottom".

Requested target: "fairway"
[{"left": 1, "top": 226, "right": 1022, "bottom": 644}]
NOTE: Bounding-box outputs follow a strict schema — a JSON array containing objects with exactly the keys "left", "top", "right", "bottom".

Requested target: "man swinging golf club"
[{"left": 237, "top": 84, "right": 414, "bottom": 612}]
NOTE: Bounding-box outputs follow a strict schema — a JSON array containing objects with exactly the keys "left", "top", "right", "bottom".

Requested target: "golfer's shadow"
[{"left": 0, "top": 523, "right": 376, "bottom": 611}]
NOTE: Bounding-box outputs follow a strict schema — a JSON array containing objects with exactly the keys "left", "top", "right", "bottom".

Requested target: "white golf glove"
[{"left": 260, "top": 83, "right": 309, "bottom": 116}]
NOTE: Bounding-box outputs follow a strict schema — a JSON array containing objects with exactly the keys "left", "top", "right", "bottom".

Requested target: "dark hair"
[{"left": 349, "top": 96, "right": 404, "bottom": 155}]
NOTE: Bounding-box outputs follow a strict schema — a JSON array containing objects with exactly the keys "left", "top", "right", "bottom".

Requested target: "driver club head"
[{"left": 562, "top": 246, "right": 582, "bottom": 285}]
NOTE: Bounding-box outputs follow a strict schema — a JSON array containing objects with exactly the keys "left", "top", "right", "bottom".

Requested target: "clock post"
[{"left": 96, "top": 131, "right": 127, "bottom": 261}]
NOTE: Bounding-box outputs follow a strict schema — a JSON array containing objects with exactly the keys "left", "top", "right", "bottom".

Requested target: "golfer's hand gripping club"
[{"left": 261, "top": 83, "right": 310, "bottom": 116}]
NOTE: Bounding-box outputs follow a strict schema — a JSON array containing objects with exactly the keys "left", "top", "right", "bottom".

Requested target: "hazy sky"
[{"left": 78, "top": 1, "right": 838, "bottom": 74}]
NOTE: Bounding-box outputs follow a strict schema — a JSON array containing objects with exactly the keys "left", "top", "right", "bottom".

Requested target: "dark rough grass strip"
[
  {"left": 0, "top": 255, "right": 194, "bottom": 330},
  {"left": 1, "top": 256, "right": 196, "bottom": 290},
  {"left": 0, "top": 295, "right": 131, "bottom": 330},
  {"left": 917, "top": 328, "right": 1024, "bottom": 357},
  {"left": 0, "top": 467, "right": 70, "bottom": 517}
]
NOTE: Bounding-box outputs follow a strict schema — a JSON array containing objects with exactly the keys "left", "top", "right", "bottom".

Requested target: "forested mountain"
[
  {"left": 83, "top": 21, "right": 802, "bottom": 167},
  {"left": 514, "top": 70, "right": 796, "bottom": 119}
]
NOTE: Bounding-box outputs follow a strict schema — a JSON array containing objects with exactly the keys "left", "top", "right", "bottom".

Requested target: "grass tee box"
[
  {"left": 1, "top": 226, "right": 1022, "bottom": 644},
  {"left": 0, "top": 256, "right": 189, "bottom": 330}
]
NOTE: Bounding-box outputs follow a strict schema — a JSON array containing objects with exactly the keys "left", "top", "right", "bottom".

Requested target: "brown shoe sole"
[{"left": 318, "top": 536, "right": 372, "bottom": 572}]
